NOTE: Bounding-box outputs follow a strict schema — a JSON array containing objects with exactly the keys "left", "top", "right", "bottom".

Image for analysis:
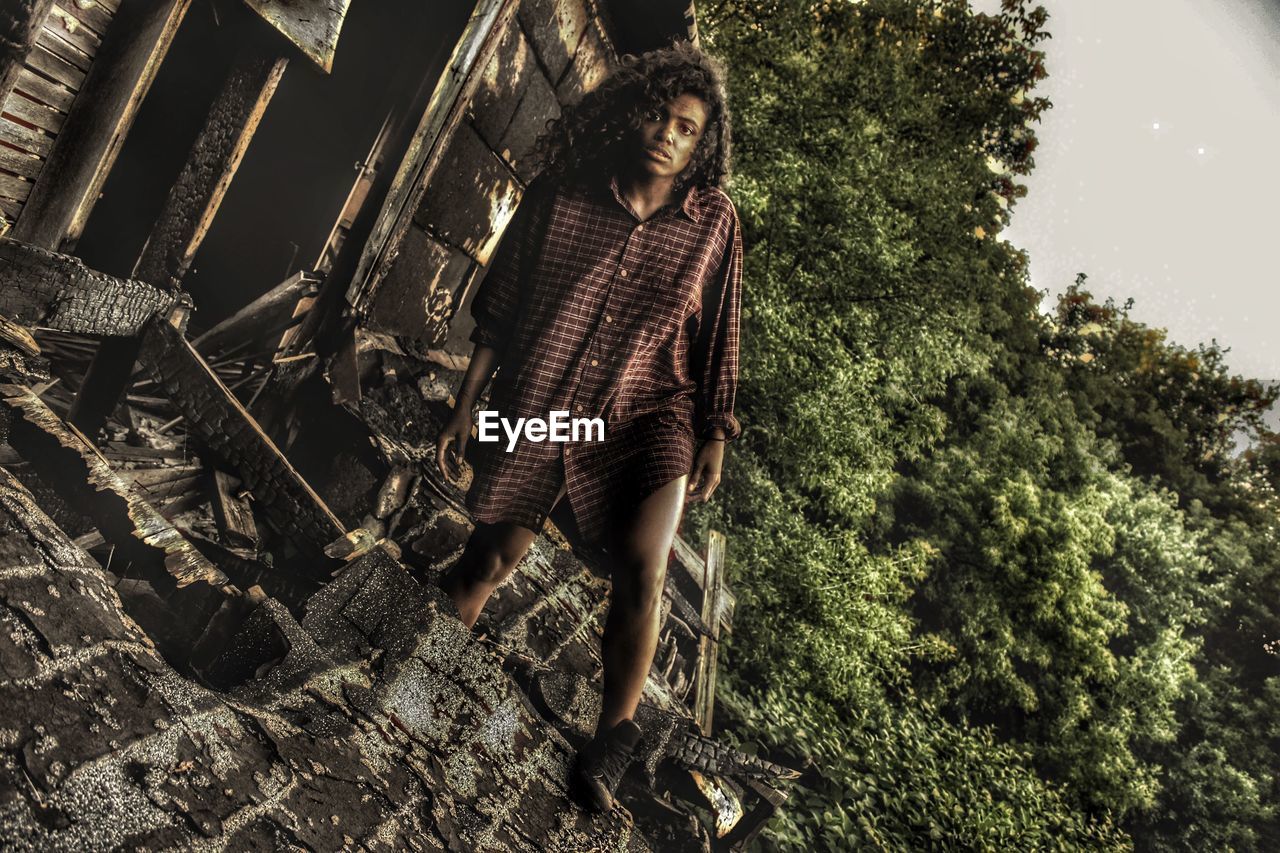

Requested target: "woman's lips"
[{"left": 645, "top": 147, "right": 672, "bottom": 161}]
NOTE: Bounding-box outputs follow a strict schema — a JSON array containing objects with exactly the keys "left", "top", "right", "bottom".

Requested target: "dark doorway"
[{"left": 76, "top": 0, "right": 473, "bottom": 333}]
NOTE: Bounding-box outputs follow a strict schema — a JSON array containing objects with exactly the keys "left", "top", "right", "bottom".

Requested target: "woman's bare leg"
[
  {"left": 595, "top": 474, "right": 688, "bottom": 735},
  {"left": 442, "top": 478, "right": 570, "bottom": 628}
]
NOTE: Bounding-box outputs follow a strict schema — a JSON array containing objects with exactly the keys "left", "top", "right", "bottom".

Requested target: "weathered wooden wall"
[
  {"left": 0, "top": 0, "right": 120, "bottom": 233},
  {"left": 362, "top": 0, "right": 615, "bottom": 349}
]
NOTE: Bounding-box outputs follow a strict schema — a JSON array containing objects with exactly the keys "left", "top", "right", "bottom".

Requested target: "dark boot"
[{"left": 573, "top": 718, "right": 643, "bottom": 812}]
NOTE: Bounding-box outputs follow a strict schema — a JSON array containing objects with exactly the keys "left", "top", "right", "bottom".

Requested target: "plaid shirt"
[{"left": 462, "top": 171, "right": 743, "bottom": 543}]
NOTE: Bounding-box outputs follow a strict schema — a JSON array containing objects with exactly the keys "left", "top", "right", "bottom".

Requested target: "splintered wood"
[{"left": 138, "top": 317, "right": 346, "bottom": 560}]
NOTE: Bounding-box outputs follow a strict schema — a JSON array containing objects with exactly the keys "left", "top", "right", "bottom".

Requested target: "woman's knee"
[
  {"left": 463, "top": 522, "right": 535, "bottom": 585},
  {"left": 610, "top": 557, "right": 667, "bottom": 612}
]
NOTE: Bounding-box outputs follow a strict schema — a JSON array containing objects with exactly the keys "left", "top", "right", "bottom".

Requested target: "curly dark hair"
[{"left": 531, "top": 40, "right": 733, "bottom": 196}]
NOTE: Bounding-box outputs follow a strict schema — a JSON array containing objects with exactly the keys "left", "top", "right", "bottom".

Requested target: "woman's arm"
[
  {"left": 690, "top": 201, "right": 744, "bottom": 444},
  {"left": 436, "top": 342, "right": 500, "bottom": 483}
]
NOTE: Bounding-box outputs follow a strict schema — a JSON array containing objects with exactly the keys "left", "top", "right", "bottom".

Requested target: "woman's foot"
[{"left": 573, "top": 718, "right": 643, "bottom": 812}]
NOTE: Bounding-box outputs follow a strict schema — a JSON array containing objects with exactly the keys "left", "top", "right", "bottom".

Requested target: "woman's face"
[{"left": 636, "top": 93, "right": 709, "bottom": 180}]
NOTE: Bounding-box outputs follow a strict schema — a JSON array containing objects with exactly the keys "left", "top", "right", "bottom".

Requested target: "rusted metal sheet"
[
  {"left": 365, "top": 223, "right": 474, "bottom": 343},
  {"left": 242, "top": 0, "right": 351, "bottom": 73},
  {"left": 498, "top": 55, "right": 560, "bottom": 181},
  {"left": 0, "top": 236, "right": 174, "bottom": 334},
  {"left": 467, "top": 14, "right": 535, "bottom": 152},
  {"left": 518, "top": 0, "right": 590, "bottom": 85},
  {"left": 137, "top": 317, "right": 347, "bottom": 560},
  {"left": 0, "top": 382, "right": 229, "bottom": 591},
  {"left": 555, "top": 17, "right": 611, "bottom": 105},
  {"left": 413, "top": 122, "right": 522, "bottom": 264}
]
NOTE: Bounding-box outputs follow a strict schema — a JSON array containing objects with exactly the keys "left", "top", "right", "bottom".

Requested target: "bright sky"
[{"left": 971, "top": 0, "right": 1280, "bottom": 381}]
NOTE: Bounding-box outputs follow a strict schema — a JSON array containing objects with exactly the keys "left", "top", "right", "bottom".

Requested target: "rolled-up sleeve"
[
  {"left": 690, "top": 202, "right": 743, "bottom": 443},
  {"left": 469, "top": 177, "right": 548, "bottom": 354}
]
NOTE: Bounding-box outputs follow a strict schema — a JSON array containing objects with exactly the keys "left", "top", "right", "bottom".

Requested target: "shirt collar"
[{"left": 608, "top": 173, "right": 703, "bottom": 224}]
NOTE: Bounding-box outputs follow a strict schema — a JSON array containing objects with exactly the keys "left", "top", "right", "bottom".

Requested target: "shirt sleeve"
[
  {"left": 468, "top": 176, "right": 550, "bottom": 354},
  {"left": 690, "top": 201, "right": 744, "bottom": 443}
]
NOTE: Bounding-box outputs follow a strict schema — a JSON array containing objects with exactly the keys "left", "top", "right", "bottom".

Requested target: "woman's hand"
[
  {"left": 686, "top": 438, "right": 725, "bottom": 503},
  {"left": 436, "top": 405, "right": 474, "bottom": 484}
]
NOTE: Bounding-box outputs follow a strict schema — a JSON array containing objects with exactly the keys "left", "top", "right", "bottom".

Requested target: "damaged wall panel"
[{"left": 360, "top": 0, "right": 618, "bottom": 350}]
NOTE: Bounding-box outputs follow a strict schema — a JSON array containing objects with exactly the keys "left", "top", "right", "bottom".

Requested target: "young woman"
[{"left": 434, "top": 40, "right": 742, "bottom": 813}]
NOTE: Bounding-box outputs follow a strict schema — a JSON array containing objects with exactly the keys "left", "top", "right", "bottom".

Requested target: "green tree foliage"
[{"left": 686, "top": 0, "right": 1280, "bottom": 848}]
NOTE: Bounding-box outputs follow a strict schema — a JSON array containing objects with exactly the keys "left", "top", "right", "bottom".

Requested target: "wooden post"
[
  {"left": 68, "top": 39, "right": 288, "bottom": 437},
  {"left": 693, "top": 529, "right": 726, "bottom": 736},
  {"left": 0, "top": 0, "right": 56, "bottom": 109}
]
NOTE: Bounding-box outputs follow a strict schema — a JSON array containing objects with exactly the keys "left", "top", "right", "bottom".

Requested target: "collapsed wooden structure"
[{"left": 0, "top": 1, "right": 797, "bottom": 849}]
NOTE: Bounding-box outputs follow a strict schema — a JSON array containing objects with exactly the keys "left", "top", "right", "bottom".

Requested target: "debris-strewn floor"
[
  {"left": 0, "top": 311, "right": 795, "bottom": 852},
  {"left": 0, "top": 468, "right": 651, "bottom": 851}
]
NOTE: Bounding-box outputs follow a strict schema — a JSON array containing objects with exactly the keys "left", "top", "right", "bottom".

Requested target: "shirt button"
[
  {"left": 605, "top": 315, "right": 613, "bottom": 324},
  {"left": 635, "top": 224, "right": 644, "bottom": 232},
  {"left": 590, "top": 359, "right": 599, "bottom": 367},
  {"left": 575, "top": 403, "right": 584, "bottom": 412},
  {"left": 619, "top": 268, "right": 628, "bottom": 278}
]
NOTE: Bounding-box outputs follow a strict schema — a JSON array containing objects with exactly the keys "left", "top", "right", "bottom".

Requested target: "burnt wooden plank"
[
  {"left": 13, "top": 65, "right": 75, "bottom": 112},
  {"left": 67, "top": 38, "right": 283, "bottom": 437},
  {"left": 499, "top": 55, "right": 560, "bottom": 181},
  {"left": 0, "top": 115, "right": 53, "bottom": 156},
  {"left": 672, "top": 533, "right": 735, "bottom": 634},
  {"left": 137, "top": 318, "right": 346, "bottom": 561},
  {"left": 0, "top": 196, "right": 22, "bottom": 221},
  {"left": 344, "top": 0, "right": 511, "bottom": 312},
  {"left": 0, "top": 0, "right": 58, "bottom": 107},
  {"left": 13, "top": 0, "right": 189, "bottom": 249},
  {"left": 133, "top": 46, "right": 287, "bottom": 288},
  {"left": 0, "top": 382, "right": 230, "bottom": 591},
  {"left": 191, "top": 269, "right": 318, "bottom": 356},
  {"left": 1, "top": 89, "right": 64, "bottom": 133},
  {"left": 0, "top": 237, "right": 173, "bottom": 334},
  {"left": 0, "top": 173, "right": 33, "bottom": 201},
  {"left": 211, "top": 468, "right": 259, "bottom": 549},
  {"left": 25, "top": 40, "right": 85, "bottom": 89},
  {"left": 35, "top": 25, "right": 91, "bottom": 73},
  {"left": 693, "top": 529, "right": 725, "bottom": 736},
  {"left": 0, "top": 144, "right": 42, "bottom": 179},
  {"left": 44, "top": 4, "right": 103, "bottom": 59},
  {"left": 242, "top": 0, "right": 351, "bottom": 73},
  {"left": 517, "top": 0, "right": 590, "bottom": 85},
  {"left": 52, "top": 0, "right": 113, "bottom": 38},
  {"left": 412, "top": 121, "right": 521, "bottom": 264}
]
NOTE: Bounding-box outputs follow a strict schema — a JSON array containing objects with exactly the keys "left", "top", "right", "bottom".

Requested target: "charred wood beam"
[
  {"left": 137, "top": 317, "right": 346, "bottom": 561},
  {"left": 69, "top": 38, "right": 288, "bottom": 437},
  {"left": 191, "top": 269, "right": 318, "bottom": 356},
  {"left": 673, "top": 532, "right": 735, "bottom": 635},
  {"left": 0, "top": 381, "right": 229, "bottom": 594},
  {"left": 133, "top": 43, "right": 288, "bottom": 288},
  {"left": 11, "top": 0, "right": 191, "bottom": 250},
  {"left": 693, "top": 529, "right": 725, "bottom": 736},
  {"left": 0, "top": 0, "right": 56, "bottom": 111},
  {"left": 0, "top": 237, "right": 176, "bottom": 335}
]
